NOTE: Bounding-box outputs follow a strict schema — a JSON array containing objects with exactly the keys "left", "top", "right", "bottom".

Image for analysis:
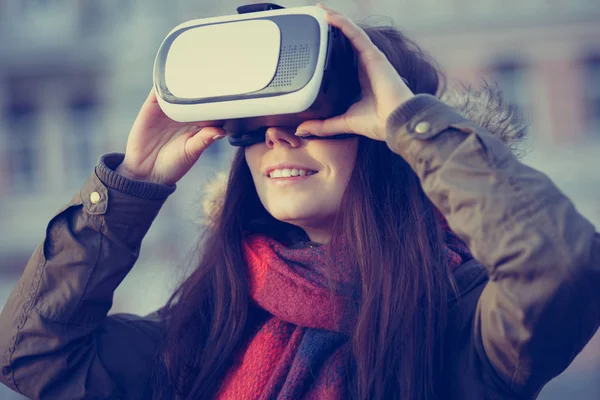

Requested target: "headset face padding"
[{"left": 228, "top": 127, "right": 357, "bottom": 147}]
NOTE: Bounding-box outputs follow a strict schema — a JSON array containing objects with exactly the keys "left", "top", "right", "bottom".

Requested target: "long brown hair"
[{"left": 149, "top": 25, "right": 450, "bottom": 400}]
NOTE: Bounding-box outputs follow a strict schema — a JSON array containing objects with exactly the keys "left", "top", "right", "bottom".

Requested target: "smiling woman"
[{"left": 0, "top": 3, "right": 599, "bottom": 400}]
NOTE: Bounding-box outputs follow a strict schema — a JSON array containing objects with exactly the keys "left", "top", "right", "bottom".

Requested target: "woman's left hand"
[{"left": 295, "top": 3, "right": 415, "bottom": 142}]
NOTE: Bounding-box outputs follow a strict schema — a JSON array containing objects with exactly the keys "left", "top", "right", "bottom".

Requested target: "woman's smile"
[{"left": 265, "top": 165, "right": 320, "bottom": 186}]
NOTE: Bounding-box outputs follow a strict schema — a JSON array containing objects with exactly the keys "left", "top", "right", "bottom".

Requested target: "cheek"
[
  {"left": 244, "top": 145, "right": 266, "bottom": 179},
  {"left": 308, "top": 139, "right": 358, "bottom": 203},
  {"left": 320, "top": 140, "right": 359, "bottom": 180}
]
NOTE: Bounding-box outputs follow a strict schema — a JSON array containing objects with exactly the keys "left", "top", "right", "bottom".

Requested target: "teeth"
[{"left": 269, "top": 168, "right": 315, "bottom": 178}]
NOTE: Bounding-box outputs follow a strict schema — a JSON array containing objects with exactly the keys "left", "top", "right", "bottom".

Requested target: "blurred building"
[{"left": 0, "top": 1, "right": 599, "bottom": 399}]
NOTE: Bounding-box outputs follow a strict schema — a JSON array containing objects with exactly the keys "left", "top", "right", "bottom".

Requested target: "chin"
[{"left": 269, "top": 207, "right": 325, "bottom": 226}]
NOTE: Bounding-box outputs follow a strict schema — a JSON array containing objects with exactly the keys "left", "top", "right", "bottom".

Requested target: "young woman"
[{"left": 1, "top": 4, "right": 598, "bottom": 400}]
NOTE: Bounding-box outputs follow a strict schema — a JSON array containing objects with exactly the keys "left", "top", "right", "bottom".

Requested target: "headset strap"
[{"left": 237, "top": 3, "right": 285, "bottom": 14}]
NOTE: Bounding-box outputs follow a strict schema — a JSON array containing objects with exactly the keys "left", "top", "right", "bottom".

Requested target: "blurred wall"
[{"left": 0, "top": 1, "right": 598, "bottom": 399}]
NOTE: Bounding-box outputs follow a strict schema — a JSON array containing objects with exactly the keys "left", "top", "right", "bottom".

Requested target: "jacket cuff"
[
  {"left": 384, "top": 94, "right": 473, "bottom": 166},
  {"left": 96, "top": 153, "right": 176, "bottom": 201},
  {"left": 384, "top": 94, "right": 440, "bottom": 128}
]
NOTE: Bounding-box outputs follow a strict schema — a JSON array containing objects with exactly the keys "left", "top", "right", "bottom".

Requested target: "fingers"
[
  {"left": 140, "top": 87, "right": 171, "bottom": 120},
  {"left": 317, "top": 3, "right": 375, "bottom": 58},
  {"left": 295, "top": 114, "right": 352, "bottom": 137},
  {"left": 183, "top": 127, "right": 227, "bottom": 163},
  {"left": 148, "top": 87, "right": 159, "bottom": 104},
  {"left": 317, "top": 5, "right": 382, "bottom": 62},
  {"left": 316, "top": 3, "right": 340, "bottom": 15}
]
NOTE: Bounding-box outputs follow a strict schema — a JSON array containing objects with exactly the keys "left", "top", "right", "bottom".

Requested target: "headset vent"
[{"left": 267, "top": 43, "right": 311, "bottom": 88}]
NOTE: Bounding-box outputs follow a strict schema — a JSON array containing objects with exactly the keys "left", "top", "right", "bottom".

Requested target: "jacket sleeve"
[
  {"left": 0, "top": 153, "right": 176, "bottom": 399},
  {"left": 385, "top": 94, "right": 600, "bottom": 398}
]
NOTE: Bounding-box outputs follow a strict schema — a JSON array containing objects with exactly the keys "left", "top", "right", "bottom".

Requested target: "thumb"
[
  {"left": 295, "top": 114, "right": 352, "bottom": 137},
  {"left": 183, "top": 127, "right": 226, "bottom": 163}
]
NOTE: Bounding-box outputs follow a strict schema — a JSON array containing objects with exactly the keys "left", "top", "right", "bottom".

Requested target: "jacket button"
[
  {"left": 90, "top": 191, "right": 101, "bottom": 205},
  {"left": 415, "top": 121, "right": 431, "bottom": 134}
]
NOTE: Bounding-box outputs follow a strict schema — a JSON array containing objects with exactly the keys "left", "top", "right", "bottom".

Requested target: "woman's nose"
[{"left": 265, "top": 127, "right": 302, "bottom": 148}]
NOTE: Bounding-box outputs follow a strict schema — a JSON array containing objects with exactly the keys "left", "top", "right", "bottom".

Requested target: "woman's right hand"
[{"left": 115, "top": 88, "right": 227, "bottom": 186}]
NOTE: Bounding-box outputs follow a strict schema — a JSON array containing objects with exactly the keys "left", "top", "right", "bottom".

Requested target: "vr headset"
[{"left": 153, "top": 2, "right": 361, "bottom": 146}]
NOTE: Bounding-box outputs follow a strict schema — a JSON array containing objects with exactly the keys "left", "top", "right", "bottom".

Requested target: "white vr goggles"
[{"left": 153, "top": 2, "right": 361, "bottom": 146}]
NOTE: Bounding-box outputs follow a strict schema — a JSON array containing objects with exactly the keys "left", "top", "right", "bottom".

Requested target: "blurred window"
[
  {"left": 78, "top": 0, "right": 130, "bottom": 35},
  {"left": 79, "top": 0, "right": 105, "bottom": 35},
  {"left": 4, "top": 101, "right": 40, "bottom": 194},
  {"left": 64, "top": 93, "right": 99, "bottom": 186},
  {"left": 20, "top": 0, "right": 67, "bottom": 13},
  {"left": 2, "top": 72, "right": 103, "bottom": 194},
  {"left": 491, "top": 58, "right": 532, "bottom": 122},
  {"left": 583, "top": 54, "right": 600, "bottom": 137}
]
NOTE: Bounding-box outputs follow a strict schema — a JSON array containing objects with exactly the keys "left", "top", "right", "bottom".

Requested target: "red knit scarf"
[{"left": 216, "top": 227, "right": 471, "bottom": 399}]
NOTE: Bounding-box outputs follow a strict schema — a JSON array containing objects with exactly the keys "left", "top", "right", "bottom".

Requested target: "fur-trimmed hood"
[
  {"left": 440, "top": 82, "right": 528, "bottom": 157},
  {"left": 201, "top": 83, "right": 528, "bottom": 227}
]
